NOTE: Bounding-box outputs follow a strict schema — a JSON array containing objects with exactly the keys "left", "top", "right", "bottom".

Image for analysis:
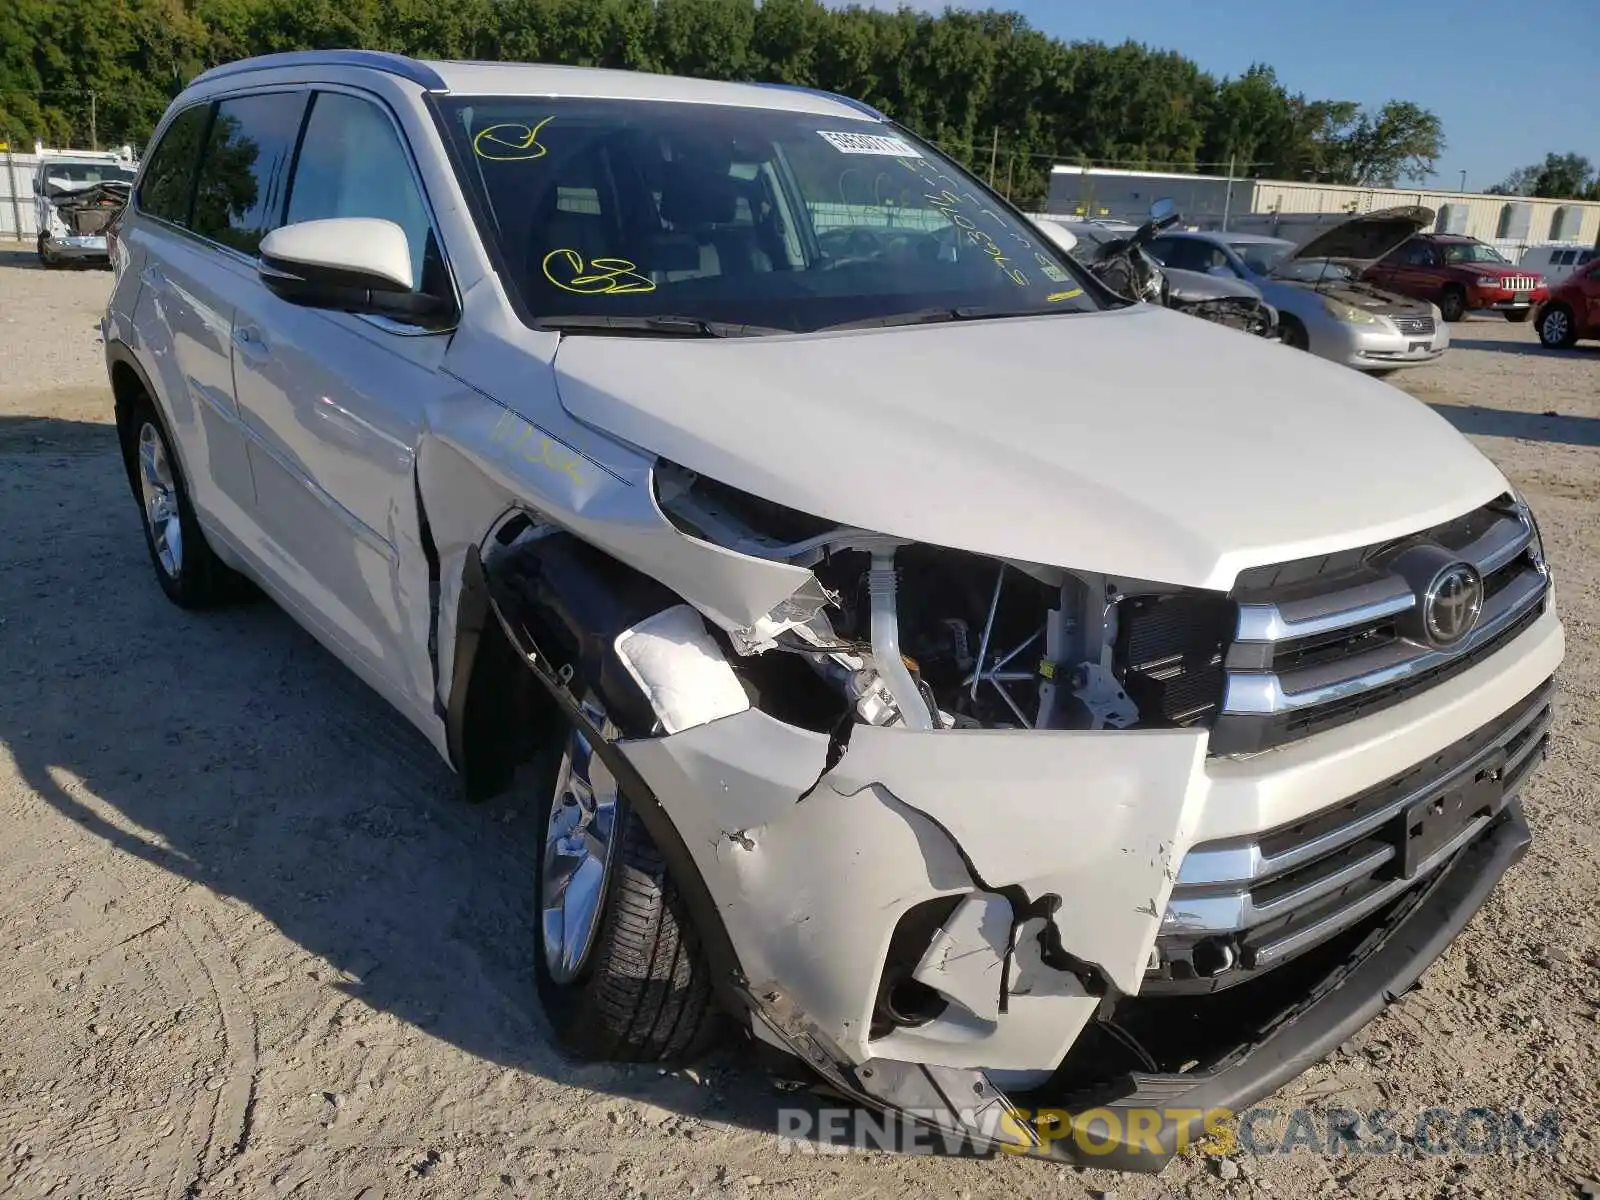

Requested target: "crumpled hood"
[
  {"left": 552, "top": 304, "right": 1506, "bottom": 590},
  {"left": 1164, "top": 265, "right": 1262, "bottom": 303}
]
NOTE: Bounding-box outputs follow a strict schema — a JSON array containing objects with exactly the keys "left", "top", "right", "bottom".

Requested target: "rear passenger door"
[
  {"left": 126, "top": 91, "right": 307, "bottom": 545},
  {"left": 226, "top": 87, "right": 453, "bottom": 713}
]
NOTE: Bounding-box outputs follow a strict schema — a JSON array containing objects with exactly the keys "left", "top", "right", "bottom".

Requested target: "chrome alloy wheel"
[
  {"left": 541, "top": 704, "right": 620, "bottom": 984},
  {"left": 136, "top": 421, "right": 183, "bottom": 578}
]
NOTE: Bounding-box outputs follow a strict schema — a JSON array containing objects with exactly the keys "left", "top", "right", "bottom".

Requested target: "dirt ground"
[{"left": 1, "top": 242, "right": 1598, "bottom": 1200}]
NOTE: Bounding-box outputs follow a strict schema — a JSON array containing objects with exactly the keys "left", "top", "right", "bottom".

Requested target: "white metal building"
[{"left": 1045, "top": 166, "right": 1600, "bottom": 257}]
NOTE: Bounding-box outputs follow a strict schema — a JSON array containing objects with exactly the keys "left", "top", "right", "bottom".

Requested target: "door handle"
[{"left": 231, "top": 324, "right": 268, "bottom": 361}]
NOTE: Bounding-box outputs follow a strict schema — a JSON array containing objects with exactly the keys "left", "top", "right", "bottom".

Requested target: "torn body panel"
[{"left": 619, "top": 711, "right": 1205, "bottom": 1072}]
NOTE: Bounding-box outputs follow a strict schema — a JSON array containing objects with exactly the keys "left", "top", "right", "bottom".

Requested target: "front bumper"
[
  {"left": 618, "top": 603, "right": 1561, "bottom": 1163},
  {"left": 1328, "top": 320, "right": 1449, "bottom": 370},
  {"left": 1471, "top": 287, "right": 1548, "bottom": 311},
  {"left": 41, "top": 232, "right": 109, "bottom": 260}
]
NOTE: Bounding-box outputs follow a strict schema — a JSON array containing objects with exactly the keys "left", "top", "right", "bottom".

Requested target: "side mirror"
[
  {"left": 1149, "top": 197, "right": 1179, "bottom": 228},
  {"left": 259, "top": 217, "right": 441, "bottom": 318},
  {"left": 1034, "top": 219, "right": 1078, "bottom": 255}
]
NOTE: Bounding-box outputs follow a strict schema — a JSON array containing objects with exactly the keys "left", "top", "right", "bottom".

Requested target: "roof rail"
[
  {"left": 752, "top": 82, "right": 885, "bottom": 122},
  {"left": 190, "top": 50, "right": 449, "bottom": 93}
]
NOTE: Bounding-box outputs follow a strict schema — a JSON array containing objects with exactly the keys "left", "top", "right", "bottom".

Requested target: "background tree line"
[
  {"left": 1488, "top": 152, "right": 1600, "bottom": 202},
  {"left": 3, "top": 0, "right": 1454, "bottom": 207}
]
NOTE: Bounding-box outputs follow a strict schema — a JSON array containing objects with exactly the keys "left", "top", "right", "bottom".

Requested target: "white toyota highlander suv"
[{"left": 103, "top": 50, "right": 1563, "bottom": 1169}]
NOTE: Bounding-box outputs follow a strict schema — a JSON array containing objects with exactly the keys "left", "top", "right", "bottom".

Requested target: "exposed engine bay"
[
  {"left": 46, "top": 179, "right": 131, "bottom": 236},
  {"left": 654, "top": 461, "right": 1232, "bottom": 736}
]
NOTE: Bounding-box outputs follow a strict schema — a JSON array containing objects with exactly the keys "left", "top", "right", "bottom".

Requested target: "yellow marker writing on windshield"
[
  {"left": 1047, "top": 288, "right": 1083, "bottom": 302},
  {"left": 542, "top": 249, "right": 656, "bottom": 296},
  {"left": 474, "top": 116, "right": 555, "bottom": 162}
]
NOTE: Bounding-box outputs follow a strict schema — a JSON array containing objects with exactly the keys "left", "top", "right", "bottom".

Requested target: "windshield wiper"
[
  {"left": 537, "top": 314, "right": 786, "bottom": 338},
  {"left": 820, "top": 304, "right": 1077, "bottom": 332}
]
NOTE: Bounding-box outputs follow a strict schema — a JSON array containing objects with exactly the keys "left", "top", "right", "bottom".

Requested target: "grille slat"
[
  {"left": 1148, "top": 679, "right": 1555, "bottom": 991},
  {"left": 1213, "top": 499, "right": 1547, "bottom": 754},
  {"left": 1391, "top": 313, "right": 1435, "bottom": 336}
]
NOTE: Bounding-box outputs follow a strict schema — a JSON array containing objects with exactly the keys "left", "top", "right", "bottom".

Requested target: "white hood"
[{"left": 552, "top": 305, "right": 1506, "bottom": 590}]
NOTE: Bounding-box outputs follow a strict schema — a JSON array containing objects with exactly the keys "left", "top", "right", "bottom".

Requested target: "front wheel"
[
  {"left": 533, "top": 695, "right": 716, "bottom": 1062},
  {"left": 1504, "top": 310, "right": 1530, "bottom": 323},
  {"left": 1438, "top": 287, "right": 1467, "bottom": 322},
  {"left": 1537, "top": 305, "right": 1578, "bottom": 349},
  {"left": 1279, "top": 315, "right": 1309, "bottom": 351},
  {"left": 36, "top": 232, "right": 59, "bottom": 268}
]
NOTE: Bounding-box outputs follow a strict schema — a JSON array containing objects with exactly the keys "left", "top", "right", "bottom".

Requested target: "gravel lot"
[{"left": 1, "top": 242, "right": 1598, "bottom": 1200}]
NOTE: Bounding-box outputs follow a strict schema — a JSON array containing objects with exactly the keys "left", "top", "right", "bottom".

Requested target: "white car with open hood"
[{"left": 102, "top": 52, "right": 1563, "bottom": 1170}]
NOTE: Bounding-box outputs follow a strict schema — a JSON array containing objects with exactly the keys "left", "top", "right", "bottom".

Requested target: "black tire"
[
  {"left": 121, "top": 393, "right": 243, "bottom": 608},
  {"left": 1537, "top": 304, "right": 1578, "bottom": 350},
  {"left": 1438, "top": 287, "right": 1467, "bottom": 322},
  {"left": 36, "top": 232, "right": 58, "bottom": 269},
  {"left": 532, "top": 709, "right": 716, "bottom": 1063},
  {"left": 1504, "top": 310, "right": 1530, "bottom": 323},
  {"left": 1279, "top": 315, "right": 1310, "bottom": 351}
]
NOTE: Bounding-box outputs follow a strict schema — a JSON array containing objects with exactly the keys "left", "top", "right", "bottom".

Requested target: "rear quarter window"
[{"left": 137, "top": 104, "right": 212, "bottom": 225}]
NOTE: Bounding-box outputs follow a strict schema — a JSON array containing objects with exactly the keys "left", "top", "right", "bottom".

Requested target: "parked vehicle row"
[{"left": 1143, "top": 207, "right": 1448, "bottom": 374}]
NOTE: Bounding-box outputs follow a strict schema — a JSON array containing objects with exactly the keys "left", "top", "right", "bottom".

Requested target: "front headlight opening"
[{"left": 1324, "top": 298, "right": 1381, "bottom": 325}]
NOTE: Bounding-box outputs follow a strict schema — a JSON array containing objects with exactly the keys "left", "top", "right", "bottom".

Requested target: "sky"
[{"left": 849, "top": 0, "right": 1597, "bottom": 190}]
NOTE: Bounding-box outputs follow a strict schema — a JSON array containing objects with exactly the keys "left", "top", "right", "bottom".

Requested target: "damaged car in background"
[
  {"left": 1148, "top": 207, "right": 1450, "bottom": 373},
  {"left": 34, "top": 155, "right": 136, "bottom": 267},
  {"left": 104, "top": 52, "right": 1564, "bottom": 1171}
]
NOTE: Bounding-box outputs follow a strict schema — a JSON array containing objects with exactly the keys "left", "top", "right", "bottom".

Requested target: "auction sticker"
[{"left": 817, "top": 130, "right": 922, "bottom": 157}]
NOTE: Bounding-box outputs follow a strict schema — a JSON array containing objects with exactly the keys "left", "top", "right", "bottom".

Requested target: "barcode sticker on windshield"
[{"left": 816, "top": 130, "right": 922, "bottom": 158}]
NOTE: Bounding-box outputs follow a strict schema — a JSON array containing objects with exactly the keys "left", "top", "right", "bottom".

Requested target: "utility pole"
[
  {"left": 1220, "top": 152, "right": 1235, "bottom": 232},
  {"left": 988, "top": 127, "right": 999, "bottom": 187},
  {"left": 1003, "top": 151, "right": 1015, "bottom": 200},
  {"left": 89, "top": 91, "right": 97, "bottom": 150}
]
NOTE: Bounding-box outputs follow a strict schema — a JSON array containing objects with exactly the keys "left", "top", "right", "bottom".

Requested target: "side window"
[
  {"left": 1158, "top": 239, "right": 1210, "bottom": 273},
  {"left": 1580, "top": 250, "right": 1597, "bottom": 266},
  {"left": 191, "top": 91, "right": 308, "bottom": 254},
  {"left": 286, "top": 92, "right": 434, "bottom": 292},
  {"left": 137, "top": 104, "right": 212, "bottom": 226},
  {"left": 1402, "top": 241, "right": 1435, "bottom": 266}
]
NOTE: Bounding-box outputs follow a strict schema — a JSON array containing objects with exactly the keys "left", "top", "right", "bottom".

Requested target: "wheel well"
[{"left": 108, "top": 357, "right": 148, "bottom": 486}]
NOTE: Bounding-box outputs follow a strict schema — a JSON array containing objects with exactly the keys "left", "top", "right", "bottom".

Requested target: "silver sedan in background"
[{"left": 1148, "top": 207, "right": 1448, "bottom": 375}]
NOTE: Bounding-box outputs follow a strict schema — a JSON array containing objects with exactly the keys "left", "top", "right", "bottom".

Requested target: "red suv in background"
[
  {"left": 1364, "top": 234, "right": 1548, "bottom": 322},
  {"left": 1533, "top": 256, "right": 1600, "bottom": 348}
]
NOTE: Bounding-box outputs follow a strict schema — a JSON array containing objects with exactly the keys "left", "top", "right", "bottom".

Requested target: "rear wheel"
[
  {"left": 533, "top": 693, "right": 715, "bottom": 1062},
  {"left": 122, "top": 394, "right": 243, "bottom": 608},
  {"left": 1438, "top": 286, "right": 1467, "bottom": 322},
  {"left": 1537, "top": 305, "right": 1578, "bottom": 349},
  {"left": 1504, "top": 310, "right": 1530, "bottom": 323}
]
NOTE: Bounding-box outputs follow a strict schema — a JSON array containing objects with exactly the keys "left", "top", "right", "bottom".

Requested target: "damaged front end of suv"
[{"left": 422, "top": 305, "right": 1560, "bottom": 1173}]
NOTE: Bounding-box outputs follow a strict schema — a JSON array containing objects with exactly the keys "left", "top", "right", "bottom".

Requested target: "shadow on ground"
[
  {"left": 0, "top": 416, "right": 917, "bottom": 1156},
  {"left": 0, "top": 243, "right": 109, "bottom": 271},
  {"left": 1449, "top": 338, "right": 1600, "bottom": 359},
  {"left": 1430, "top": 404, "right": 1600, "bottom": 448}
]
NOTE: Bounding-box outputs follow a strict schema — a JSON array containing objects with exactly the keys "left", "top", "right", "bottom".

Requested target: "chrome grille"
[
  {"left": 1211, "top": 498, "right": 1549, "bottom": 755},
  {"left": 1501, "top": 276, "right": 1539, "bottom": 292},
  {"left": 1149, "top": 678, "right": 1554, "bottom": 990},
  {"left": 1391, "top": 313, "right": 1435, "bottom": 335}
]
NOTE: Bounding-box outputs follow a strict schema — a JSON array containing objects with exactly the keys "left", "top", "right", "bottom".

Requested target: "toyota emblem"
[{"left": 1423, "top": 563, "right": 1483, "bottom": 647}]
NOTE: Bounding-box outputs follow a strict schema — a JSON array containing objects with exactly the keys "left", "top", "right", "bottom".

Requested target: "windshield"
[
  {"left": 1225, "top": 240, "right": 1295, "bottom": 275},
  {"left": 439, "top": 97, "right": 1095, "bottom": 333},
  {"left": 1266, "top": 256, "right": 1353, "bottom": 283},
  {"left": 41, "top": 163, "right": 136, "bottom": 187},
  {"left": 1440, "top": 241, "right": 1508, "bottom": 265}
]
